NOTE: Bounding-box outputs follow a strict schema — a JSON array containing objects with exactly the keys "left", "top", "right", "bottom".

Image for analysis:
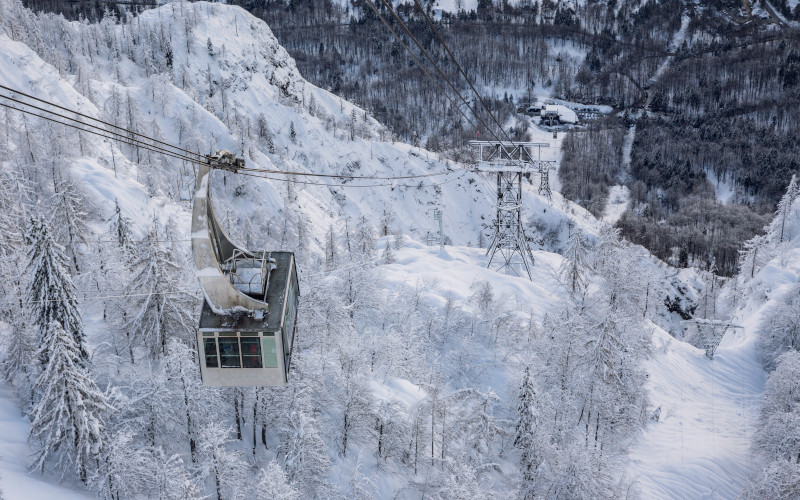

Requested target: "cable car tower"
[
  {"left": 470, "top": 141, "right": 553, "bottom": 280},
  {"left": 192, "top": 151, "right": 299, "bottom": 387},
  {"left": 682, "top": 318, "right": 743, "bottom": 359}
]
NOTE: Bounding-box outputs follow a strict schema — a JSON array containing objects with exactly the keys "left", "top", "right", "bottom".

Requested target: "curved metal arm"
[{"left": 191, "top": 163, "right": 268, "bottom": 315}]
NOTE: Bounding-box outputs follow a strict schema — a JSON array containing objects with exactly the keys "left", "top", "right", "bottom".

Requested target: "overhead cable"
[
  {"left": 411, "top": 0, "right": 514, "bottom": 144},
  {"left": 0, "top": 101, "right": 204, "bottom": 166},
  {"left": 2, "top": 87, "right": 463, "bottom": 182},
  {"left": 370, "top": 0, "right": 500, "bottom": 141},
  {"left": 0, "top": 84, "right": 204, "bottom": 160},
  {"left": 360, "top": 0, "right": 481, "bottom": 133}
]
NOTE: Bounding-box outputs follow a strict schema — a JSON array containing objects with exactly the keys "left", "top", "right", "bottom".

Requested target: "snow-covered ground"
[
  {"left": 628, "top": 324, "right": 765, "bottom": 499},
  {"left": 602, "top": 185, "right": 630, "bottom": 224},
  {"left": 381, "top": 237, "right": 566, "bottom": 320},
  {"left": 714, "top": 174, "right": 737, "bottom": 205},
  {"left": 0, "top": 384, "right": 94, "bottom": 499}
]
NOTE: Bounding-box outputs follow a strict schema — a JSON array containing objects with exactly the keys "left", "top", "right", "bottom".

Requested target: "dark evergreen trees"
[{"left": 25, "top": 215, "right": 87, "bottom": 362}]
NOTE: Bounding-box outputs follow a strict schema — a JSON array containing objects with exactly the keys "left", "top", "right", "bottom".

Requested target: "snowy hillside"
[{"left": 0, "top": 0, "right": 787, "bottom": 498}]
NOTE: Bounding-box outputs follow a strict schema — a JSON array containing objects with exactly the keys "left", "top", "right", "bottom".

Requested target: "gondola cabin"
[
  {"left": 191, "top": 154, "right": 299, "bottom": 387},
  {"left": 197, "top": 252, "right": 298, "bottom": 386}
]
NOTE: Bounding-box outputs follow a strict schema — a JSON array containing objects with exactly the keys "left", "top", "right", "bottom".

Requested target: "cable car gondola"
[{"left": 191, "top": 152, "right": 299, "bottom": 387}]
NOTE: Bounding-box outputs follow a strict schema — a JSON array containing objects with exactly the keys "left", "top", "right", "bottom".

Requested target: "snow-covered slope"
[
  {"left": 628, "top": 323, "right": 765, "bottom": 498},
  {"left": 627, "top": 193, "right": 800, "bottom": 498},
  {"left": 0, "top": 381, "right": 94, "bottom": 499},
  {"left": 0, "top": 0, "right": 768, "bottom": 498}
]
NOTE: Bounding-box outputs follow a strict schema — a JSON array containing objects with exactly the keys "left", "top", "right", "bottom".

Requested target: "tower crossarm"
[{"left": 469, "top": 141, "right": 549, "bottom": 165}]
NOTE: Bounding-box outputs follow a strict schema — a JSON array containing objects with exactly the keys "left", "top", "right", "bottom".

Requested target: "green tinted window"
[{"left": 262, "top": 336, "right": 278, "bottom": 368}]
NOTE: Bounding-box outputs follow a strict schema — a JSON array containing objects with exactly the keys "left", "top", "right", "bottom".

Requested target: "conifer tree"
[
  {"left": 560, "top": 227, "right": 590, "bottom": 294},
  {"left": 25, "top": 215, "right": 86, "bottom": 362},
  {"left": 740, "top": 234, "right": 769, "bottom": 279},
  {"left": 110, "top": 198, "right": 133, "bottom": 253},
  {"left": 49, "top": 175, "right": 91, "bottom": 273},
  {"left": 382, "top": 240, "right": 395, "bottom": 264},
  {"left": 325, "top": 224, "right": 338, "bottom": 271},
  {"left": 0, "top": 323, "right": 35, "bottom": 395},
  {"left": 29, "top": 321, "right": 110, "bottom": 482},
  {"left": 514, "top": 366, "right": 545, "bottom": 499},
  {"left": 770, "top": 174, "right": 799, "bottom": 244},
  {"left": 353, "top": 215, "right": 375, "bottom": 259},
  {"left": 122, "top": 218, "right": 194, "bottom": 358}
]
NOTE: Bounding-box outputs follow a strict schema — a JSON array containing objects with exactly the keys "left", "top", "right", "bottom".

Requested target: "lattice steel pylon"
[
  {"left": 681, "top": 318, "right": 743, "bottom": 359},
  {"left": 470, "top": 141, "right": 553, "bottom": 280},
  {"left": 538, "top": 159, "right": 557, "bottom": 201}
]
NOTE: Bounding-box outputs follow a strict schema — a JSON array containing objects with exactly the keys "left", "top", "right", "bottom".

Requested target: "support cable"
[
  {"left": 371, "top": 0, "right": 499, "bottom": 141},
  {"left": 0, "top": 84, "right": 204, "bottom": 160},
  {"left": 1, "top": 99, "right": 461, "bottom": 181},
  {"left": 361, "top": 0, "right": 481, "bottom": 133},
  {"left": 411, "top": 0, "right": 514, "bottom": 144},
  {"left": 0, "top": 93, "right": 205, "bottom": 165},
  {"left": 238, "top": 168, "right": 467, "bottom": 188},
  {"left": 0, "top": 101, "right": 204, "bottom": 166}
]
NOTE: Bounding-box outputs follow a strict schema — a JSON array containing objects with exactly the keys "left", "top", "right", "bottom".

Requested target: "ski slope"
[{"left": 628, "top": 323, "right": 765, "bottom": 499}]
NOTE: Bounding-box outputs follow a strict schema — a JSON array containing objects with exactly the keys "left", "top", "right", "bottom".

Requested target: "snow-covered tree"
[
  {"left": 334, "top": 367, "right": 375, "bottom": 456},
  {"left": 198, "top": 423, "right": 249, "bottom": 500},
  {"left": 514, "top": 366, "right": 543, "bottom": 490},
  {"left": 281, "top": 411, "right": 331, "bottom": 497},
  {"left": 464, "top": 389, "right": 501, "bottom": 461},
  {"left": 256, "top": 461, "right": 300, "bottom": 500},
  {"left": 756, "top": 284, "right": 800, "bottom": 371},
  {"left": 151, "top": 448, "right": 204, "bottom": 500},
  {"left": 325, "top": 224, "right": 338, "bottom": 271},
  {"left": 348, "top": 454, "right": 378, "bottom": 500},
  {"left": 29, "top": 321, "right": 110, "bottom": 482},
  {"left": 90, "top": 426, "right": 155, "bottom": 499},
  {"left": 353, "top": 215, "right": 375, "bottom": 259},
  {"left": 374, "top": 398, "right": 409, "bottom": 462},
  {"left": 746, "top": 351, "right": 800, "bottom": 499},
  {"left": 739, "top": 234, "right": 770, "bottom": 279},
  {"left": 560, "top": 227, "right": 590, "bottom": 294},
  {"left": 0, "top": 322, "right": 36, "bottom": 403},
  {"left": 769, "top": 174, "right": 799, "bottom": 244},
  {"left": 743, "top": 459, "right": 800, "bottom": 500},
  {"left": 382, "top": 240, "right": 395, "bottom": 264},
  {"left": 109, "top": 198, "right": 134, "bottom": 253},
  {"left": 121, "top": 219, "right": 194, "bottom": 358},
  {"left": 49, "top": 175, "right": 91, "bottom": 272},
  {"left": 25, "top": 215, "right": 86, "bottom": 362},
  {"left": 164, "top": 339, "right": 211, "bottom": 463},
  {"left": 379, "top": 206, "right": 395, "bottom": 237}
]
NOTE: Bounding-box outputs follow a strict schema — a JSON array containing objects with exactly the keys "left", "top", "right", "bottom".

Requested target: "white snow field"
[
  {"left": 0, "top": 383, "right": 93, "bottom": 499},
  {"left": 602, "top": 185, "right": 630, "bottom": 225},
  {"left": 628, "top": 324, "right": 765, "bottom": 499}
]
